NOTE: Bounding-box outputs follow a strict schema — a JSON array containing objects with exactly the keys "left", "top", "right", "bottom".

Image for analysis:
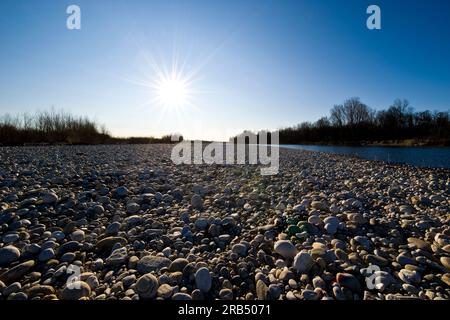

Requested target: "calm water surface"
[{"left": 281, "top": 145, "right": 450, "bottom": 169}]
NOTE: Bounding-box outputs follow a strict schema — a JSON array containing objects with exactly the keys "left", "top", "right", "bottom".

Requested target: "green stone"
[{"left": 286, "top": 225, "right": 302, "bottom": 236}]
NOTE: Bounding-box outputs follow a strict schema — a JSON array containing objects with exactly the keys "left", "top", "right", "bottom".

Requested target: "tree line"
[
  {"left": 279, "top": 98, "right": 450, "bottom": 146},
  {"left": 0, "top": 109, "right": 182, "bottom": 146}
]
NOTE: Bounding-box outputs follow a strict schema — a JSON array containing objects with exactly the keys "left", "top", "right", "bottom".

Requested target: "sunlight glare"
[{"left": 156, "top": 72, "right": 188, "bottom": 107}]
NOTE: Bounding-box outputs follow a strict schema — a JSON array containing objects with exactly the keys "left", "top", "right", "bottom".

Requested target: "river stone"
[
  {"left": 105, "top": 247, "right": 128, "bottom": 266},
  {"left": 195, "top": 267, "right": 212, "bottom": 292},
  {"left": 38, "top": 248, "right": 55, "bottom": 262},
  {"left": 91, "top": 204, "right": 105, "bottom": 215},
  {"left": 398, "top": 269, "right": 421, "bottom": 284},
  {"left": 442, "top": 273, "right": 450, "bottom": 286},
  {"left": 137, "top": 255, "right": 171, "bottom": 274},
  {"left": 106, "top": 222, "right": 121, "bottom": 235},
  {"left": 115, "top": 186, "right": 128, "bottom": 197},
  {"left": 0, "top": 245, "right": 21, "bottom": 266},
  {"left": 95, "top": 237, "right": 127, "bottom": 252},
  {"left": 336, "top": 273, "right": 361, "bottom": 292},
  {"left": 135, "top": 274, "right": 159, "bottom": 299},
  {"left": 0, "top": 260, "right": 35, "bottom": 284},
  {"left": 274, "top": 240, "right": 297, "bottom": 259},
  {"left": 41, "top": 192, "right": 58, "bottom": 204},
  {"left": 440, "top": 257, "right": 450, "bottom": 270},
  {"left": 407, "top": 237, "right": 431, "bottom": 251},
  {"left": 308, "top": 215, "right": 322, "bottom": 225},
  {"left": 219, "top": 288, "right": 233, "bottom": 300},
  {"left": 70, "top": 230, "right": 85, "bottom": 242},
  {"left": 60, "top": 281, "right": 91, "bottom": 300},
  {"left": 232, "top": 243, "right": 247, "bottom": 257},
  {"left": 194, "top": 218, "right": 208, "bottom": 230},
  {"left": 396, "top": 252, "right": 416, "bottom": 266},
  {"left": 172, "top": 293, "right": 192, "bottom": 300},
  {"left": 311, "top": 201, "right": 328, "bottom": 211},
  {"left": 126, "top": 202, "right": 140, "bottom": 214},
  {"left": 365, "top": 254, "right": 389, "bottom": 267},
  {"left": 256, "top": 279, "right": 268, "bottom": 300},
  {"left": 124, "top": 215, "right": 143, "bottom": 227},
  {"left": 293, "top": 252, "right": 314, "bottom": 273},
  {"left": 57, "top": 241, "right": 81, "bottom": 255},
  {"left": 191, "top": 194, "right": 204, "bottom": 210},
  {"left": 27, "top": 285, "right": 55, "bottom": 297},
  {"left": 3, "top": 282, "right": 21, "bottom": 296},
  {"left": 168, "top": 258, "right": 189, "bottom": 272},
  {"left": 157, "top": 283, "right": 175, "bottom": 299}
]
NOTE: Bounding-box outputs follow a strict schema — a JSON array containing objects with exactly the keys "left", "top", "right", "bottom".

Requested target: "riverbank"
[
  {"left": 280, "top": 139, "right": 450, "bottom": 147},
  {"left": 0, "top": 145, "right": 449, "bottom": 300}
]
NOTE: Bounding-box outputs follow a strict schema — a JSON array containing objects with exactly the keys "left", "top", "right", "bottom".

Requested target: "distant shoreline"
[{"left": 280, "top": 139, "right": 450, "bottom": 148}]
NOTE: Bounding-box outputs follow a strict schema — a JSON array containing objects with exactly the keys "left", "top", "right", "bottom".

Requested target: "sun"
[{"left": 156, "top": 72, "right": 189, "bottom": 107}]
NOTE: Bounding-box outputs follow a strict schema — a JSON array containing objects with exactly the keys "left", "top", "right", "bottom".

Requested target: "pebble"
[
  {"left": 256, "top": 280, "right": 268, "bottom": 300},
  {"left": 336, "top": 273, "right": 361, "bottom": 292},
  {"left": 157, "top": 283, "right": 175, "bottom": 299},
  {"left": 137, "top": 255, "right": 171, "bottom": 274},
  {"left": 274, "top": 240, "right": 297, "bottom": 259},
  {"left": 191, "top": 194, "right": 204, "bottom": 210},
  {"left": 195, "top": 267, "right": 212, "bottom": 293},
  {"left": 135, "top": 274, "right": 159, "bottom": 299},
  {"left": 398, "top": 269, "right": 421, "bottom": 284},
  {"left": 293, "top": 252, "right": 314, "bottom": 274},
  {"left": 0, "top": 145, "right": 448, "bottom": 300},
  {"left": 219, "top": 288, "right": 233, "bottom": 300},
  {"left": 232, "top": 243, "right": 247, "bottom": 257},
  {"left": 60, "top": 281, "right": 91, "bottom": 300},
  {"left": 38, "top": 248, "right": 55, "bottom": 262},
  {"left": 70, "top": 230, "right": 85, "bottom": 242},
  {"left": 105, "top": 247, "right": 128, "bottom": 266},
  {"left": 0, "top": 260, "right": 35, "bottom": 284},
  {"left": 440, "top": 257, "right": 450, "bottom": 270},
  {"left": 172, "top": 293, "right": 192, "bottom": 300},
  {"left": 0, "top": 245, "right": 21, "bottom": 266}
]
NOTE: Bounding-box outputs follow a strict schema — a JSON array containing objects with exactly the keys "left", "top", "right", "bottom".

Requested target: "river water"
[{"left": 281, "top": 144, "right": 450, "bottom": 169}]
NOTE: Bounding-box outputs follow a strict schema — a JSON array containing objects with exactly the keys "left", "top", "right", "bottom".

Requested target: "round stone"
[
  {"left": 172, "top": 293, "right": 192, "bottom": 300},
  {"left": 219, "top": 288, "right": 233, "bottom": 300},
  {"left": 256, "top": 279, "right": 268, "bottom": 300},
  {"left": 115, "top": 186, "right": 129, "bottom": 197},
  {"left": 60, "top": 281, "right": 91, "bottom": 300},
  {"left": 293, "top": 252, "right": 314, "bottom": 274},
  {"left": 232, "top": 243, "right": 247, "bottom": 257},
  {"left": 137, "top": 255, "right": 171, "bottom": 274},
  {"left": 195, "top": 267, "right": 212, "bottom": 293},
  {"left": 0, "top": 245, "right": 21, "bottom": 267},
  {"left": 135, "top": 274, "right": 159, "bottom": 299},
  {"left": 191, "top": 194, "right": 204, "bottom": 210},
  {"left": 168, "top": 258, "right": 189, "bottom": 272},
  {"left": 398, "top": 269, "right": 421, "bottom": 284},
  {"left": 126, "top": 202, "right": 140, "bottom": 214},
  {"left": 336, "top": 273, "right": 361, "bottom": 292},
  {"left": 70, "top": 230, "right": 85, "bottom": 242},
  {"left": 157, "top": 283, "right": 174, "bottom": 299},
  {"left": 274, "top": 240, "right": 297, "bottom": 259},
  {"left": 41, "top": 192, "right": 58, "bottom": 204},
  {"left": 38, "top": 248, "right": 55, "bottom": 262},
  {"left": 106, "top": 222, "right": 121, "bottom": 235},
  {"left": 194, "top": 218, "right": 208, "bottom": 230},
  {"left": 440, "top": 257, "right": 450, "bottom": 270}
]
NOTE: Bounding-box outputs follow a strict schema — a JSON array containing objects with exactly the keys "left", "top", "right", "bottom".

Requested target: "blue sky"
[{"left": 1, "top": 0, "right": 449, "bottom": 140}]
